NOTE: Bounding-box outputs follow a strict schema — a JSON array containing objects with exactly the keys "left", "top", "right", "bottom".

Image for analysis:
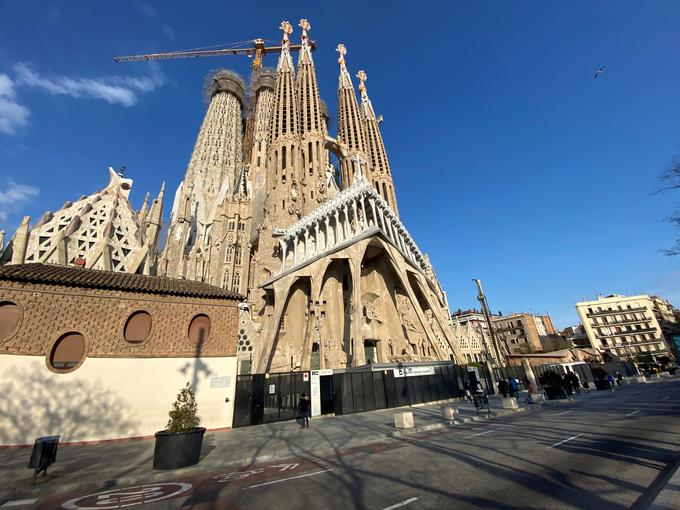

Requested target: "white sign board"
[
  {"left": 209, "top": 376, "right": 232, "bottom": 389},
  {"left": 393, "top": 366, "right": 436, "bottom": 378},
  {"left": 310, "top": 370, "right": 321, "bottom": 417},
  {"left": 268, "top": 384, "right": 276, "bottom": 395}
]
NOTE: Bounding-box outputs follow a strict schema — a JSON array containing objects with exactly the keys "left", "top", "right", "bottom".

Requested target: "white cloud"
[
  {"left": 14, "top": 63, "right": 165, "bottom": 107},
  {"left": 137, "top": 2, "right": 157, "bottom": 17},
  {"left": 0, "top": 180, "right": 39, "bottom": 222},
  {"left": 0, "top": 74, "right": 30, "bottom": 135},
  {"left": 162, "top": 25, "right": 175, "bottom": 40}
]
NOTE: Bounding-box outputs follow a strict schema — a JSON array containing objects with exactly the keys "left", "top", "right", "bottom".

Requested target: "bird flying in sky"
[{"left": 593, "top": 65, "right": 607, "bottom": 79}]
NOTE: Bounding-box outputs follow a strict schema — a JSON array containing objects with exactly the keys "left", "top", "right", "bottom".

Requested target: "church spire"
[
  {"left": 296, "top": 19, "right": 328, "bottom": 213},
  {"left": 357, "top": 69, "right": 399, "bottom": 216},
  {"left": 265, "top": 20, "right": 303, "bottom": 223},
  {"left": 336, "top": 44, "right": 369, "bottom": 188}
]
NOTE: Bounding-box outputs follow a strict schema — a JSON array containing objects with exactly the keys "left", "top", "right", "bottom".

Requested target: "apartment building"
[{"left": 575, "top": 294, "right": 670, "bottom": 360}]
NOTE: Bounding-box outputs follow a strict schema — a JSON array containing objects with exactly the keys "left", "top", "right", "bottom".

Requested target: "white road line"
[
  {"left": 626, "top": 410, "right": 640, "bottom": 417},
  {"left": 462, "top": 429, "right": 495, "bottom": 439},
  {"left": 1, "top": 500, "right": 38, "bottom": 508},
  {"left": 553, "top": 410, "right": 572, "bottom": 416},
  {"left": 634, "top": 391, "right": 642, "bottom": 394},
  {"left": 663, "top": 396, "right": 670, "bottom": 401},
  {"left": 550, "top": 433, "right": 583, "bottom": 448},
  {"left": 382, "top": 497, "right": 419, "bottom": 510},
  {"left": 243, "top": 468, "right": 334, "bottom": 489}
]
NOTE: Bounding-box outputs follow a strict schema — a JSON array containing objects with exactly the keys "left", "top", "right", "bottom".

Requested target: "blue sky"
[{"left": 1, "top": 1, "right": 679, "bottom": 328}]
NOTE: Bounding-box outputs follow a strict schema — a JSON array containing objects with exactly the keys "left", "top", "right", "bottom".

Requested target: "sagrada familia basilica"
[{"left": 1, "top": 20, "right": 477, "bottom": 374}]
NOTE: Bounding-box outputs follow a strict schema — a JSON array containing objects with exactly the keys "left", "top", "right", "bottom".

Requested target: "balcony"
[
  {"left": 585, "top": 306, "right": 646, "bottom": 317},
  {"left": 595, "top": 327, "right": 657, "bottom": 338}
]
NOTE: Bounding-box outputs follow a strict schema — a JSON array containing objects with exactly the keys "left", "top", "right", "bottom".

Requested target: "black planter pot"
[
  {"left": 153, "top": 427, "right": 206, "bottom": 470},
  {"left": 593, "top": 380, "right": 612, "bottom": 391}
]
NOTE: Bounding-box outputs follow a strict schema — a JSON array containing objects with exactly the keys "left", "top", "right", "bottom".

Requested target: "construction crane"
[{"left": 113, "top": 37, "right": 315, "bottom": 70}]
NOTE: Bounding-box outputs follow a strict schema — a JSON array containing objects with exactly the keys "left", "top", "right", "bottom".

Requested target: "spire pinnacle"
[
  {"left": 356, "top": 70, "right": 368, "bottom": 100},
  {"left": 280, "top": 21, "right": 293, "bottom": 51},
  {"left": 299, "top": 19, "right": 310, "bottom": 45},
  {"left": 336, "top": 43, "right": 347, "bottom": 71}
]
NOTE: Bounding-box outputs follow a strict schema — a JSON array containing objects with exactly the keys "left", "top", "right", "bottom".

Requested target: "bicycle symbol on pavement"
[
  {"left": 212, "top": 463, "right": 300, "bottom": 484},
  {"left": 61, "top": 482, "right": 192, "bottom": 509}
]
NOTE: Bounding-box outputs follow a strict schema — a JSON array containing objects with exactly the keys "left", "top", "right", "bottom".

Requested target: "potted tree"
[{"left": 153, "top": 382, "right": 206, "bottom": 470}]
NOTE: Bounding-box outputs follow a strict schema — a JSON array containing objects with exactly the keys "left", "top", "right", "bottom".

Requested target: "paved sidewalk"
[{"left": 0, "top": 389, "right": 605, "bottom": 501}]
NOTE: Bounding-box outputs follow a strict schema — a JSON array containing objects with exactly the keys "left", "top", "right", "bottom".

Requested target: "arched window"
[
  {"left": 222, "top": 269, "right": 231, "bottom": 289},
  {"left": 124, "top": 311, "right": 152, "bottom": 344},
  {"left": 0, "top": 302, "right": 22, "bottom": 342},
  {"left": 188, "top": 314, "right": 211, "bottom": 347},
  {"left": 49, "top": 332, "right": 86, "bottom": 372},
  {"left": 232, "top": 271, "right": 241, "bottom": 292},
  {"left": 234, "top": 244, "right": 242, "bottom": 266},
  {"left": 225, "top": 244, "right": 235, "bottom": 263}
]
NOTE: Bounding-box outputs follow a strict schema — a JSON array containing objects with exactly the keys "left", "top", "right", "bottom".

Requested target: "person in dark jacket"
[
  {"left": 299, "top": 392, "right": 311, "bottom": 428},
  {"left": 498, "top": 379, "right": 509, "bottom": 398}
]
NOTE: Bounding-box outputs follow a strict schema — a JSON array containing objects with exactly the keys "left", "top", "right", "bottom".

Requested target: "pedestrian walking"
[
  {"left": 463, "top": 380, "right": 472, "bottom": 401},
  {"left": 606, "top": 373, "right": 616, "bottom": 391},
  {"left": 298, "top": 392, "right": 311, "bottom": 428},
  {"left": 616, "top": 371, "right": 623, "bottom": 387},
  {"left": 498, "top": 379, "right": 508, "bottom": 398},
  {"left": 509, "top": 377, "right": 519, "bottom": 399}
]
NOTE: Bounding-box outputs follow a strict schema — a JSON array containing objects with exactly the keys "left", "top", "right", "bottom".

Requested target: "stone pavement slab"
[{"left": 0, "top": 387, "right": 612, "bottom": 502}]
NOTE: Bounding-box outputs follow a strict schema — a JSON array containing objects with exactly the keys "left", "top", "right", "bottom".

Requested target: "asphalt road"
[{"left": 31, "top": 380, "right": 680, "bottom": 510}]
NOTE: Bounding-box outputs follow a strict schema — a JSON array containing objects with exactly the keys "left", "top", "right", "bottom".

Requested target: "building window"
[
  {"left": 225, "top": 244, "right": 235, "bottom": 263},
  {"left": 124, "top": 311, "right": 152, "bottom": 344},
  {"left": 48, "top": 332, "right": 86, "bottom": 373},
  {"left": 222, "top": 269, "right": 231, "bottom": 289},
  {"left": 238, "top": 221, "right": 245, "bottom": 231},
  {"left": 188, "top": 314, "right": 211, "bottom": 347},
  {"left": 0, "top": 301, "right": 22, "bottom": 342},
  {"left": 234, "top": 245, "right": 242, "bottom": 266},
  {"left": 228, "top": 220, "right": 235, "bottom": 230},
  {"left": 232, "top": 271, "right": 241, "bottom": 292}
]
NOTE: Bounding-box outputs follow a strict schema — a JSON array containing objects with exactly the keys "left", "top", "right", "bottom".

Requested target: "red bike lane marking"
[{"left": 36, "top": 438, "right": 412, "bottom": 509}]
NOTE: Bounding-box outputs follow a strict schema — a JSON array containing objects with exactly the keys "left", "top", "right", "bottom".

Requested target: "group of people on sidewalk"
[{"left": 497, "top": 378, "right": 520, "bottom": 398}]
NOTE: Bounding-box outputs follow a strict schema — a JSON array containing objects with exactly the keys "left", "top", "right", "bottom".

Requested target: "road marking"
[
  {"left": 462, "top": 429, "right": 495, "bottom": 439},
  {"left": 553, "top": 410, "right": 572, "bottom": 416},
  {"left": 383, "top": 497, "right": 419, "bottom": 509},
  {"left": 1, "top": 499, "right": 38, "bottom": 508},
  {"left": 634, "top": 391, "right": 642, "bottom": 394},
  {"left": 625, "top": 410, "right": 640, "bottom": 417},
  {"left": 62, "top": 483, "right": 192, "bottom": 509},
  {"left": 551, "top": 433, "right": 583, "bottom": 448},
  {"left": 663, "top": 396, "right": 670, "bottom": 401},
  {"left": 243, "top": 468, "right": 334, "bottom": 489}
]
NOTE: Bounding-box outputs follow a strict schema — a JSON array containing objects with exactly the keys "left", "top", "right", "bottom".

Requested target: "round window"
[
  {"left": 0, "top": 302, "right": 22, "bottom": 342},
  {"left": 188, "top": 314, "right": 211, "bottom": 347},
  {"left": 124, "top": 311, "right": 152, "bottom": 344},
  {"left": 49, "top": 332, "right": 86, "bottom": 372}
]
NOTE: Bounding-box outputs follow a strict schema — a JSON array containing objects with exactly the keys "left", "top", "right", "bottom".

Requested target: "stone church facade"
[
  {"left": 155, "top": 20, "right": 463, "bottom": 374},
  {"left": 1, "top": 20, "right": 466, "bottom": 374}
]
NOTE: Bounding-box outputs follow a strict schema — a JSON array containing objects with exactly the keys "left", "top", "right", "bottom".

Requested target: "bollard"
[{"left": 394, "top": 411, "right": 414, "bottom": 429}]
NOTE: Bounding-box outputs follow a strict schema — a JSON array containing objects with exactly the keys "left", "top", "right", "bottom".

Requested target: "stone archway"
[
  {"left": 319, "top": 259, "right": 352, "bottom": 368},
  {"left": 268, "top": 277, "right": 313, "bottom": 372}
]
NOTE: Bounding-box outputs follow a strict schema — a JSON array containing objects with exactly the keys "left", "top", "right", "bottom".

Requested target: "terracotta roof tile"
[{"left": 0, "top": 263, "right": 243, "bottom": 300}]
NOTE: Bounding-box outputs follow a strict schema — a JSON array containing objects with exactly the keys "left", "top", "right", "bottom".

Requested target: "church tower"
[
  {"left": 160, "top": 70, "right": 245, "bottom": 282},
  {"left": 336, "top": 44, "right": 369, "bottom": 188},
  {"left": 357, "top": 70, "right": 399, "bottom": 216},
  {"left": 264, "top": 21, "right": 303, "bottom": 227},
  {"left": 295, "top": 19, "right": 329, "bottom": 214}
]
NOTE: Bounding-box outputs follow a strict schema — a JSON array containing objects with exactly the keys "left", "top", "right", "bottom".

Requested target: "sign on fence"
[{"left": 393, "top": 366, "right": 436, "bottom": 378}]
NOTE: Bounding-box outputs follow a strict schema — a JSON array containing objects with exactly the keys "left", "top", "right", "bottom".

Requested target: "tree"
[
  {"left": 659, "top": 158, "right": 680, "bottom": 255},
  {"left": 166, "top": 382, "right": 200, "bottom": 433}
]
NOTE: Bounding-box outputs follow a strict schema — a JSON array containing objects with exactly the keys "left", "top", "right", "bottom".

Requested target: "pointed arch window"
[
  {"left": 232, "top": 271, "right": 241, "bottom": 292},
  {"left": 222, "top": 269, "right": 231, "bottom": 289},
  {"left": 225, "top": 244, "right": 235, "bottom": 263},
  {"left": 234, "top": 244, "right": 242, "bottom": 266}
]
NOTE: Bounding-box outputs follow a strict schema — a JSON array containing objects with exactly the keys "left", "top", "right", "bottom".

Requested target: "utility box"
[{"left": 28, "top": 435, "right": 60, "bottom": 483}]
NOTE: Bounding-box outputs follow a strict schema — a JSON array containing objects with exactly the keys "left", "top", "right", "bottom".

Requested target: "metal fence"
[{"left": 233, "top": 362, "right": 495, "bottom": 427}]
